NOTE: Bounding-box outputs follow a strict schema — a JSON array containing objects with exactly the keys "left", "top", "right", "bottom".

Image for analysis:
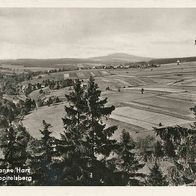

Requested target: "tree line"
[{"left": 22, "top": 78, "right": 73, "bottom": 96}]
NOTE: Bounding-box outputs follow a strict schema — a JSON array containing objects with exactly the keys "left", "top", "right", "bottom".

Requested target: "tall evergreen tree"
[
  {"left": 154, "top": 125, "right": 196, "bottom": 185},
  {"left": 115, "top": 130, "right": 145, "bottom": 185},
  {"left": 63, "top": 79, "right": 87, "bottom": 128},
  {"left": 59, "top": 77, "right": 118, "bottom": 185},
  {"left": 147, "top": 162, "right": 168, "bottom": 186},
  {"left": 28, "top": 121, "right": 58, "bottom": 185},
  {"left": 83, "top": 76, "right": 118, "bottom": 185},
  {"left": 58, "top": 79, "right": 88, "bottom": 185},
  {"left": 0, "top": 125, "right": 30, "bottom": 185},
  {"left": 154, "top": 126, "right": 189, "bottom": 158},
  {"left": 85, "top": 76, "right": 117, "bottom": 153}
]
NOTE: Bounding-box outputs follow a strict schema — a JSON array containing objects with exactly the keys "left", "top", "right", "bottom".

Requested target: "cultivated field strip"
[
  {"left": 129, "top": 96, "right": 193, "bottom": 116},
  {"left": 124, "top": 101, "right": 194, "bottom": 121},
  {"left": 110, "top": 106, "right": 194, "bottom": 131}
]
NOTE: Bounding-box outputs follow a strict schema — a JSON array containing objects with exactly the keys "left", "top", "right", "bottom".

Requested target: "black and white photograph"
[{"left": 0, "top": 4, "right": 196, "bottom": 188}]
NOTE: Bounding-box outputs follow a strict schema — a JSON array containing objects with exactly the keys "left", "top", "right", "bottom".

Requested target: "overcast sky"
[{"left": 0, "top": 8, "right": 196, "bottom": 59}]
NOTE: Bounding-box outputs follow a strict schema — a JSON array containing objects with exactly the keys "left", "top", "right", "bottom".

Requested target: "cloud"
[{"left": 0, "top": 8, "right": 196, "bottom": 59}]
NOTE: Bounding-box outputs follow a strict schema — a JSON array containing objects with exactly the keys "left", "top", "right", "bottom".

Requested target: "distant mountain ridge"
[
  {"left": 88, "top": 53, "right": 152, "bottom": 63},
  {"left": 0, "top": 53, "right": 153, "bottom": 67},
  {"left": 1, "top": 53, "right": 196, "bottom": 68}
]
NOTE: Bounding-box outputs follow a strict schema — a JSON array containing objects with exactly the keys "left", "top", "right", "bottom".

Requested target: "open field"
[
  {"left": 103, "top": 62, "right": 196, "bottom": 137},
  {"left": 23, "top": 103, "right": 65, "bottom": 139},
  {"left": 22, "top": 61, "right": 196, "bottom": 139}
]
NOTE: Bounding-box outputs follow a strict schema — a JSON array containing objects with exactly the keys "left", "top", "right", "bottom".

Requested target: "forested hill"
[{"left": 149, "top": 56, "right": 196, "bottom": 65}]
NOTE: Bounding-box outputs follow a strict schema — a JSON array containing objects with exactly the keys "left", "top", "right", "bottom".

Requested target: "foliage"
[
  {"left": 59, "top": 77, "right": 118, "bottom": 185},
  {"left": 114, "top": 130, "right": 145, "bottom": 185},
  {"left": 154, "top": 125, "right": 196, "bottom": 185},
  {"left": 147, "top": 162, "right": 169, "bottom": 186},
  {"left": 0, "top": 125, "right": 30, "bottom": 185},
  {"left": 27, "top": 121, "right": 58, "bottom": 185},
  {"left": 136, "top": 135, "right": 155, "bottom": 162}
]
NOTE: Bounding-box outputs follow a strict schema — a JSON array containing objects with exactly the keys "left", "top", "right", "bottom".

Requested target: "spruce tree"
[
  {"left": 154, "top": 124, "right": 196, "bottom": 185},
  {"left": 0, "top": 125, "right": 30, "bottom": 185},
  {"left": 28, "top": 121, "right": 58, "bottom": 185},
  {"left": 147, "top": 162, "right": 168, "bottom": 186},
  {"left": 83, "top": 76, "right": 118, "bottom": 185},
  {"left": 59, "top": 77, "right": 118, "bottom": 185},
  {"left": 58, "top": 79, "right": 88, "bottom": 185},
  {"left": 115, "top": 130, "right": 145, "bottom": 185},
  {"left": 63, "top": 79, "right": 87, "bottom": 128},
  {"left": 154, "top": 126, "right": 189, "bottom": 158}
]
